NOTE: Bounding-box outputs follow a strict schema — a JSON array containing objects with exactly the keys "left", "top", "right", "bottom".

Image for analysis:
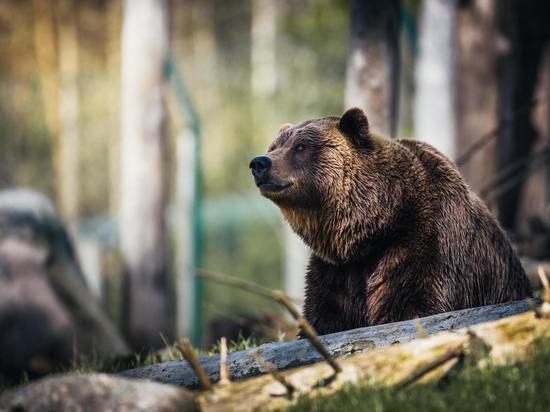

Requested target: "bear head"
[{"left": 249, "top": 108, "right": 404, "bottom": 264}]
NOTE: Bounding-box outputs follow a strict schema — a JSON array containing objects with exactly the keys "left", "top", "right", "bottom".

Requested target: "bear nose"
[{"left": 249, "top": 156, "right": 272, "bottom": 178}]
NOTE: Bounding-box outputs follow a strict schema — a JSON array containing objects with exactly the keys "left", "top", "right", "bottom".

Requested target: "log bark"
[
  {"left": 120, "top": 299, "right": 534, "bottom": 389},
  {"left": 198, "top": 302, "right": 549, "bottom": 411}
]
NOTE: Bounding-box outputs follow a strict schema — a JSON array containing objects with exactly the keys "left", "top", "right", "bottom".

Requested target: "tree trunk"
[
  {"left": 251, "top": 0, "right": 277, "bottom": 98},
  {"left": 344, "top": 0, "right": 400, "bottom": 136},
  {"left": 175, "top": 129, "right": 198, "bottom": 342},
  {"left": 56, "top": 0, "right": 80, "bottom": 223},
  {"left": 119, "top": 0, "right": 172, "bottom": 351},
  {"left": 32, "top": 0, "right": 59, "bottom": 140},
  {"left": 106, "top": 0, "right": 122, "bottom": 217},
  {"left": 496, "top": 0, "right": 550, "bottom": 233},
  {"left": 284, "top": 223, "right": 308, "bottom": 313},
  {"left": 455, "top": 0, "right": 498, "bottom": 196},
  {"left": 414, "top": 0, "right": 457, "bottom": 159}
]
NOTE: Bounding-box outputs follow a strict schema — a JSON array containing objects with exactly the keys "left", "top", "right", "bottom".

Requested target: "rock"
[
  {"left": 0, "top": 374, "right": 197, "bottom": 412},
  {"left": 0, "top": 189, "right": 129, "bottom": 385}
]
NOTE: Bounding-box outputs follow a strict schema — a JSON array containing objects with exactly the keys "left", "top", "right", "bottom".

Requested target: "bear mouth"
[{"left": 257, "top": 181, "right": 293, "bottom": 194}]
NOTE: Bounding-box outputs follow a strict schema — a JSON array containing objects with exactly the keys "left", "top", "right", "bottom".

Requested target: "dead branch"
[
  {"left": 198, "top": 270, "right": 341, "bottom": 375},
  {"left": 177, "top": 338, "right": 213, "bottom": 392},
  {"left": 252, "top": 353, "right": 297, "bottom": 397},
  {"left": 219, "top": 337, "right": 230, "bottom": 386}
]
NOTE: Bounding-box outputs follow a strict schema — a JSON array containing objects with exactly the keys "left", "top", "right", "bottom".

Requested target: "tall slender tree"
[
  {"left": 497, "top": 0, "right": 550, "bottom": 233},
  {"left": 56, "top": 0, "right": 80, "bottom": 223},
  {"left": 414, "top": 0, "right": 457, "bottom": 159},
  {"left": 344, "top": 0, "right": 400, "bottom": 136},
  {"left": 119, "top": 0, "right": 172, "bottom": 351},
  {"left": 455, "top": 0, "right": 498, "bottom": 195}
]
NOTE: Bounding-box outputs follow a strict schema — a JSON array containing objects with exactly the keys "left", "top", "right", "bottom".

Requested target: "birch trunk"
[
  {"left": 119, "top": 0, "right": 172, "bottom": 351},
  {"left": 414, "top": 0, "right": 457, "bottom": 159}
]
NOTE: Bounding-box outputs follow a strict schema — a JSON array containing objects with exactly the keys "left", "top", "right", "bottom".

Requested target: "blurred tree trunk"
[
  {"left": 32, "top": 0, "right": 59, "bottom": 139},
  {"left": 106, "top": 0, "right": 122, "bottom": 216},
  {"left": 344, "top": 0, "right": 400, "bottom": 136},
  {"left": 455, "top": 0, "right": 498, "bottom": 196},
  {"left": 414, "top": 0, "right": 457, "bottom": 159},
  {"left": 56, "top": 0, "right": 80, "bottom": 223},
  {"left": 119, "top": 0, "right": 172, "bottom": 351},
  {"left": 496, "top": 0, "right": 550, "bottom": 233},
  {"left": 250, "top": 0, "right": 308, "bottom": 309},
  {"left": 251, "top": 0, "right": 277, "bottom": 98},
  {"left": 516, "top": 50, "right": 550, "bottom": 243}
]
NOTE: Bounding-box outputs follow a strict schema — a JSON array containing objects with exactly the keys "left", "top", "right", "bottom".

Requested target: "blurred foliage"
[
  {"left": 171, "top": 0, "right": 350, "bottom": 331},
  {"left": 0, "top": 0, "right": 351, "bottom": 341}
]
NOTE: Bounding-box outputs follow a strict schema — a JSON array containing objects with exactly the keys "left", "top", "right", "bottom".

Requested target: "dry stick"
[
  {"left": 177, "top": 337, "right": 214, "bottom": 391},
  {"left": 396, "top": 344, "right": 464, "bottom": 390},
  {"left": 527, "top": 298, "right": 544, "bottom": 319},
  {"left": 480, "top": 146, "right": 549, "bottom": 199},
  {"left": 414, "top": 318, "right": 427, "bottom": 339},
  {"left": 219, "top": 337, "right": 230, "bottom": 386},
  {"left": 197, "top": 269, "right": 342, "bottom": 375},
  {"left": 537, "top": 266, "right": 550, "bottom": 303},
  {"left": 252, "top": 352, "right": 297, "bottom": 396},
  {"left": 456, "top": 97, "right": 547, "bottom": 167},
  {"left": 159, "top": 332, "right": 177, "bottom": 360}
]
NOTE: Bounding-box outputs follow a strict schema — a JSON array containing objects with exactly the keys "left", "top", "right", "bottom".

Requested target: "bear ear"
[
  {"left": 338, "top": 108, "right": 370, "bottom": 147},
  {"left": 278, "top": 123, "right": 293, "bottom": 135}
]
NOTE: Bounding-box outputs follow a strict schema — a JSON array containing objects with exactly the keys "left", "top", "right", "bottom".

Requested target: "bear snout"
[{"left": 249, "top": 156, "right": 272, "bottom": 179}]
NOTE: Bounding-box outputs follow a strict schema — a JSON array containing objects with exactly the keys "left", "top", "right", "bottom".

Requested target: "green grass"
[
  {"left": 0, "top": 333, "right": 265, "bottom": 393},
  {"left": 65, "top": 335, "right": 262, "bottom": 378},
  {"left": 289, "top": 339, "right": 550, "bottom": 412}
]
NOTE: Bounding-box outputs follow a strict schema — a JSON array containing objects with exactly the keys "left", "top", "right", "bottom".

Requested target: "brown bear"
[{"left": 249, "top": 108, "right": 531, "bottom": 336}]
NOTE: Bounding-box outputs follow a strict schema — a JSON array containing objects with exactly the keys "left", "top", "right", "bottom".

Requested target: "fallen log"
[
  {"left": 198, "top": 302, "right": 550, "bottom": 411},
  {"left": 120, "top": 299, "right": 535, "bottom": 388}
]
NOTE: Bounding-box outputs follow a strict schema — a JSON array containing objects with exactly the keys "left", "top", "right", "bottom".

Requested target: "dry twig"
[
  {"left": 252, "top": 352, "right": 297, "bottom": 397},
  {"left": 414, "top": 318, "right": 427, "bottom": 338},
  {"left": 537, "top": 266, "right": 550, "bottom": 303},
  {"left": 159, "top": 332, "right": 177, "bottom": 360},
  {"left": 219, "top": 337, "right": 230, "bottom": 386},
  {"left": 198, "top": 269, "right": 342, "bottom": 376},
  {"left": 527, "top": 298, "right": 544, "bottom": 319},
  {"left": 177, "top": 337, "right": 214, "bottom": 391},
  {"left": 396, "top": 344, "right": 464, "bottom": 389}
]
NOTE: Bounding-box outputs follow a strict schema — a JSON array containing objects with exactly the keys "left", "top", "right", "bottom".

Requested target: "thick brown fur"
[{"left": 250, "top": 108, "right": 531, "bottom": 335}]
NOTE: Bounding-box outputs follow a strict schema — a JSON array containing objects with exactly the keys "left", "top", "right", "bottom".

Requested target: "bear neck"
[{"left": 282, "top": 136, "right": 415, "bottom": 265}]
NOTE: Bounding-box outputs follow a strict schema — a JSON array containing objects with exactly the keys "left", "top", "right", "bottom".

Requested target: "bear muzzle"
[{"left": 249, "top": 156, "right": 293, "bottom": 194}]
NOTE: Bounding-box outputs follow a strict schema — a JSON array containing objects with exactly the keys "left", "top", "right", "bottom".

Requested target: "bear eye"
[{"left": 294, "top": 143, "right": 305, "bottom": 152}]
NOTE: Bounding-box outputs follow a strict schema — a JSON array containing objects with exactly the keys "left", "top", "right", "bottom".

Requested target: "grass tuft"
[{"left": 289, "top": 338, "right": 550, "bottom": 412}]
